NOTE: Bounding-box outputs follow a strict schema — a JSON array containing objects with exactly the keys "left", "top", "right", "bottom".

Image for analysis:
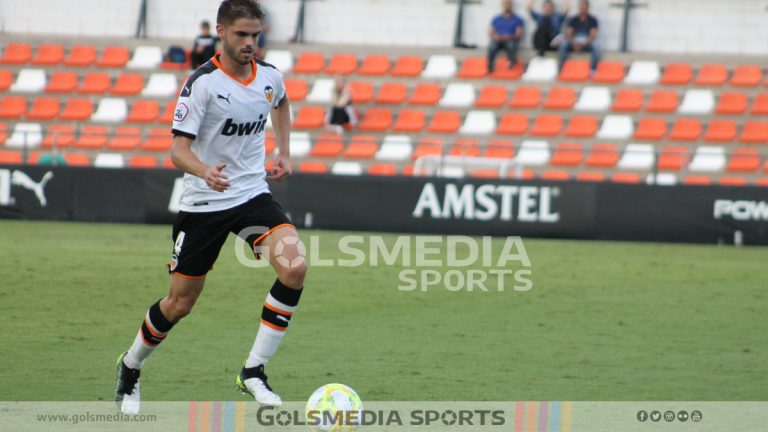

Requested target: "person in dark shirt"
[
  {"left": 191, "top": 21, "right": 219, "bottom": 69},
  {"left": 487, "top": 0, "right": 525, "bottom": 73},
  {"left": 558, "top": 0, "right": 600, "bottom": 72},
  {"left": 528, "top": 0, "right": 569, "bottom": 57}
]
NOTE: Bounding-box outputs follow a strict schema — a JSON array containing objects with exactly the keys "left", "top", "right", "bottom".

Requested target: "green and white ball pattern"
[{"left": 305, "top": 383, "right": 363, "bottom": 432}]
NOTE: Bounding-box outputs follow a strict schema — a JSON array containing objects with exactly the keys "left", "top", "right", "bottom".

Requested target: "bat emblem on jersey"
[
  {"left": 264, "top": 86, "right": 274, "bottom": 104},
  {"left": 217, "top": 93, "right": 231, "bottom": 104}
]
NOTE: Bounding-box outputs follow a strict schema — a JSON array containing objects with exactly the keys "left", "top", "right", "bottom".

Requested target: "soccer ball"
[
  {"left": 273, "top": 236, "right": 306, "bottom": 269},
  {"left": 305, "top": 383, "right": 363, "bottom": 432}
]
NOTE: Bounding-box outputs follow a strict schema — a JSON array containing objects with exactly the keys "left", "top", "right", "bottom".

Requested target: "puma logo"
[
  {"left": 217, "top": 93, "right": 231, "bottom": 104},
  {"left": 11, "top": 170, "right": 53, "bottom": 207}
]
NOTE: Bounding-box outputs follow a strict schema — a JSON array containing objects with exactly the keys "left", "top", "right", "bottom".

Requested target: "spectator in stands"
[
  {"left": 487, "top": 0, "right": 525, "bottom": 74},
  {"left": 325, "top": 76, "right": 357, "bottom": 134},
  {"left": 528, "top": 0, "right": 569, "bottom": 57},
  {"left": 558, "top": 0, "right": 601, "bottom": 72},
  {"left": 191, "top": 21, "right": 219, "bottom": 69},
  {"left": 253, "top": 5, "right": 270, "bottom": 60}
]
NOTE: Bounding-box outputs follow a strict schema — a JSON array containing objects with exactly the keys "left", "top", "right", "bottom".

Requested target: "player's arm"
[
  {"left": 171, "top": 135, "right": 230, "bottom": 192},
  {"left": 267, "top": 96, "right": 293, "bottom": 181}
]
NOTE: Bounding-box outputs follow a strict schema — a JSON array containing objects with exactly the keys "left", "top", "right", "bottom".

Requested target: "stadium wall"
[
  {"left": 1, "top": 166, "right": 766, "bottom": 245},
  {"left": 0, "top": 0, "right": 766, "bottom": 55}
]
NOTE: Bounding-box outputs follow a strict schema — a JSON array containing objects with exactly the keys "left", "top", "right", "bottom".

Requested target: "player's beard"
[{"left": 223, "top": 41, "right": 252, "bottom": 66}]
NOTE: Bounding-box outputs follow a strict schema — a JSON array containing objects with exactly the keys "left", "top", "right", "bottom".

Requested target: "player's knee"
[
  {"left": 279, "top": 261, "right": 307, "bottom": 288},
  {"left": 164, "top": 296, "right": 196, "bottom": 321}
]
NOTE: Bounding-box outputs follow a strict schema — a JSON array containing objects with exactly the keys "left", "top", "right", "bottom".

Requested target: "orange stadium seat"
[
  {"left": 142, "top": 128, "right": 173, "bottom": 151},
  {"left": 0, "top": 123, "right": 7, "bottom": 145},
  {"left": 64, "top": 45, "right": 97, "bottom": 67},
  {"left": 730, "top": 65, "right": 763, "bottom": 87},
  {"left": 74, "top": 125, "right": 109, "bottom": 149},
  {"left": 310, "top": 135, "right": 344, "bottom": 158},
  {"left": 576, "top": 171, "right": 605, "bottom": 182},
  {"left": 458, "top": 58, "right": 488, "bottom": 79},
  {"left": 633, "top": 118, "right": 667, "bottom": 140},
  {"left": 375, "top": 82, "right": 407, "bottom": 104},
  {"left": 703, "top": 119, "right": 737, "bottom": 142},
  {"left": 558, "top": 59, "right": 590, "bottom": 82},
  {"left": 449, "top": 139, "right": 480, "bottom": 157},
  {"left": 60, "top": 98, "right": 93, "bottom": 121},
  {"left": 349, "top": 81, "right": 374, "bottom": 104},
  {"left": 77, "top": 72, "right": 111, "bottom": 94},
  {"left": 368, "top": 163, "right": 397, "bottom": 176},
  {"left": 393, "top": 109, "right": 426, "bottom": 132},
  {"left": 284, "top": 78, "right": 308, "bottom": 102},
  {"left": 96, "top": 46, "right": 130, "bottom": 68},
  {"left": 669, "top": 118, "right": 702, "bottom": 142},
  {"left": 412, "top": 137, "right": 444, "bottom": 160},
  {"left": 0, "top": 150, "right": 23, "bottom": 164},
  {"left": 128, "top": 155, "right": 158, "bottom": 168},
  {"left": 0, "top": 96, "right": 27, "bottom": 119},
  {"left": 293, "top": 106, "right": 325, "bottom": 129},
  {"left": 110, "top": 73, "right": 144, "bottom": 96},
  {"left": 358, "top": 108, "right": 392, "bottom": 131},
  {"left": 484, "top": 139, "right": 515, "bottom": 158},
  {"left": 26, "top": 97, "right": 60, "bottom": 120},
  {"left": 391, "top": 56, "right": 424, "bottom": 77},
  {"left": 715, "top": 92, "right": 748, "bottom": 115},
  {"left": 586, "top": 143, "right": 619, "bottom": 168},
  {"left": 508, "top": 86, "right": 541, "bottom": 109},
  {"left": 325, "top": 54, "right": 357, "bottom": 75},
  {"left": 162, "top": 156, "right": 176, "bottom": 169},
  {"left": 727, "top": 148, "right": 761, "bottom": 172},
  {"left": 343, "top": 135, "right": 378, "bottom": 159},
  {"left": 0, "top": 69, "right": 11, "bottom": 91},
  {"left": 719, "top": 176, "right": 747, "bottom": 186},
  {"left": 64, "top": 153, "right": 90, "bottom": 166},
  {"left": 470, "top": 168, "right": 500, "bottom": 179},
  {"left": 126, "top": 100, "right": 160, "bottom": 123},
  {"left": 409, "top": 83, "right": 441, "bottom": 106},
  {"left": 159, "top": 101, "right": 176, "bottom": 124},
  {"left": 739, "top": 121, "right": 768, "bottom": 144},
  {"left": 564, "top": 115, "right": 598, "bottom": 138},
  {"left": 358, "top": 55, "right": 390, "bottom": 76},
  {"left": 541, "top": 170, "right": 570, "bottom": 181},
  {"left": 292, "top": 52, "right": 325, "bottom": 74},
  {"left": 683, "top": 175, "right": 712, "bottom": 186},
  {"left": 489, "top": 59, "right": 523, "bottom": 80},
  {"left": 657, "top": 146, "right": 689, "bottom": 171},
  {"left": 543, "top": 87, "right": 576, "bottom": 110},
  {"left": 495, "top": 113, "right": 528, "bottom": 135},
  {"left": 611, "top": 172, "right": 641, "bottom": 184},
  {"left": 475, "top": 85, "right": 508, "bottom": 108},
  {"left": 0, "top": 43, "right": 31, "bottom": 64},
  {"left": 756, "top": 178, "right": 768, "bottom": 187},
  {"left": 107, "top": 127, "right": 142, "bottom": 151},
  {"left": 427, "top": 111, "right": 461, "bottom": 134},
  {"left": 592, "top": 61, "right": 624, "bottom": 83},
  {"left": 752, "top": 93, "right": 768, "bottom": 115},
  {"left": 549, "top": 142, "right": 583, "bottom": 166},
  {"left": 32, "top": 44, "right": 64, "bottom": 65},
  {"left": 531, "top": 114, "right": 563, "bottom": 136},
  {"left": 299, "top": 161, "right": 328, "bottom": 173},
  {"left": 694, "top": 64, "right": 728, "bottom": 86},
  {"left": 660, "top": 63, "right": 692, "bottom": 85},
  {"left": 45, "top": 71, "right": 78, "bottom": 93},
  {"left": 612, "top": 88, "right": 643, "bottom": 112},
  {"left": 42, "top": 125, "right": 75, "bottom": 148},
  {"left": 646, "top": 90, "right": 678, "bottom": 112}
]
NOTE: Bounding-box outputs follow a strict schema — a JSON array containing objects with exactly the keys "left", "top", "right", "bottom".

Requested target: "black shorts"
[{"left": 169, "top": 193, "right": 293, "bottom": 278}]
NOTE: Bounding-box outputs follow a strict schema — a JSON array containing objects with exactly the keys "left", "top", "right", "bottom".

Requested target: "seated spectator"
[
  {"left": 191, "top": 21, "right": 219, "bottom": 69},
  {"left": 558, "top": 0, "right": 601, "bottom": 72},
  {"left": 487, "top": 0, "right": 525, "bottom": 73},
  {"left": 528, "top": 0, "right": 569, "bottom": 57},
  {"left": 254, "top": 6, "right": 270, "bottom": 60},
  {"left": 325, "top": 77, "right": 358, "bottom": 134}
]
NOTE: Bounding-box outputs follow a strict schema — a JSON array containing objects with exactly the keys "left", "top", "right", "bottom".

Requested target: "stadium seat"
[
  {"left": 596, "top": 115, "right": 633, "bottom": 139},
  {"left": 325, "top": 54, "right": 357, "bottom": 75},
  {"left": 288, "top": 132, "right": 312, "bottom": 157},
  {"left": 531, "top": 114, "right": 563, "bottom": 137},
  {"left": 508, "top": 86, "right": 541, "bottom": 108},
  {"left": 263, "top": 50, "right": 293, "bottom": 72},
  {"left": 585, "top": 143, "right": 619, "bottom": 168},
  {"left": 375, "top": 135, "right": 413, "bottom": 161},
  {"left": 611, "top": 172, "right": 642, "bottom": 184},
  {"left": 392, "top": 109, "right": 426, "bottom": 132},
  {"left": 343, "top": 135, "right": 378, "bottom": 159},
  {"left": 0, "top": 123, "right": 7, "bottom": 145},
  {"left": 633, "top": 117, "right": 667, "bottom": 140},
  {"left": 669, "top": 118, "right": 702, "bottom": 141},
  {"left": 489, "top": 59, "right": 523, "bottom": 80},
  {"left": 752, "top": 93, "right": 768, "bottom": 115},
  {"left": 159, "top": 101, "right": 176, "bottom": 124},
  {"left": 522, "top": 57, "right": 557, "bottom": 82},
  {"left": 11, "top": 69, "right": 46, "bottom": 93},
  {"left": 756, "top": 178, "right": 768, "bottom": 187},
  {"left": 126, "top": 100, "right": 159, "bottom": 123},
  {"left": 0, "top": 150, "right": 23, "bottom": 164},
  {"left": 549, "top": 142, "right": 583, "bottom": 166},
  {"left": 110, "top": 73, "right": 144, "bottom": 96},
  {"left": 331, "top": 161, "right": 363, "bottom": 176},
  {"left": 484, "top": 139, "right": 515, "bottom": 158},
  {"left": 42, "top": 125, "right": 75, "bottom": 148},
  {"left": 292, "top": 52, "right": 325, "bottom": 74},
  {"left": 0, "top": 95, "right": 27, "bottom": 119},
  {"left": 459, "top": 111, "right": 496, "bottom": 135},
  {"left": 45, "top": 71, "right": 77, "bottom": 93},
  {"left": 412, "top": 137, "right": 444, "bottom": 160},
  {"left": 657, "top": 145, "right": 690, "bottom": 171},
  {"left": 26, "top": 97, "right": 60, "bottom": 120},
  {"left": 624, "top": 61, "right": 660, "bottom": 85},
  {"left": 427, "top": 111, "right": 461, "bottom": 133},
  {"left": 540, "top": 170, "right": 570, "bottom": 181},
  {"left": 60, "top": 98, "right": 94, "bottom": 121},
  {"left": 96, "top": 46, "right": 130, "bottom": 68},
  {"left": 592, "top": 61, "right": 624, "bottom": 83},
  {"left": 309, "top": 135, "right": 344, "bottom": 158},
  {"left": 6, "top": 123, "right": 42, "bottom": 148},
  {"left": 349, "top": 81, "right": 374, "bottom": 104},
  {"left": 726, "top": 148, "right": 761, "bottom": 172},
  {"left": 475, "top": 85, "right": 508, "bottom": 108},
  {"left": 449, "top": 138, "right": 481, "bottom": 157},
  {"left": 77, "top": 72, "right": 111, "bottom": 94},
  {"left": 646, "top": 90, "right": 679, "bottom": 112},
  {"left": 306, "top": 78, "right": 334, "bottom": 103},
  {"left": 660, "top": 63, "right": 692, "bottom": 85},
  {"left": 32, "top": 44, "right": 64, "bottom": 66},
  {"left": 739, "top": 121, "right": 768, "bottom": 144},
  {"left": 694, "top": 64, "right": 728, "bottom": 86},
  {"left": 142, "top": 73, "right": 178, "bottom": 97},
  {"left": 284, "top": 78, "right": 308, "bottom": 102},
  {"left": 422, "top": 55, "right": 457, "bottom": 79},
  {"left": 678, "top": 89, "right": 715, "bottom": 114},
  {"left": 0, "top": 69, "right": 11, "bottom": 91},
  {"left": 293, "top": 106, "right": 325, "bottom": 129},
  {"left": 730, "top": 65, "right": 762, "bottom": 87},
  {"left": 574, "top": 86, "right": 611, "bottom": 111},
  {"left": 63, "top": 45, "right": 97, "bottom": 67},
  {"left": 719, "top": 176, "right": 747, "bottom": 186},
  {"left": 495, "top": 113, "right": 528, "bottom": 135},
  {"left": 543, "top": 87, "right": 576, "bottom": 110},
  {"left": 107, "top": 127, "right": 142, "bottom": 150},
  {"left": 358, "top": 55, "right": 390, "bottom": 76},
  {"left": 298, "top": 162, "right": 328, "bottom": 173},
  {"left": 63, "top": 153, "right": 90, "bottom": 166},
  {"left": 617, "top": 144, "right": 654, "bottom": 170},
  {"left": 576, "top": 171, "right": 606, "bottom": 182},
  {"left": 375, "top": 82, "right": 407, "bottom": 104},
  {"left": 558, "top": 59, "right": 590, "bottom": 82},
  {"left": 368, "top": 163, "right": 398, "bottom": 176},
  {"left": 142, "top": 128, "right": 173, "bottom": 152},
  {"left": 127, "top": 46, "right": 163, "bottom": 69},
  {"left": 715, "top": 92, "right": 748, "bottom": 115},
  {"left": 74, "top": 125, "right": 109, "bottom": 149},
  {"left": 458, "top": 57, "right": 488, "bottom": 78},
  {"left": 409, "top": 83, "right": 441, "bottom": 106},
  {"left": 390, "top": 56, "right": 424, "bottom": 77},
  {"left": 564, "top": 115, "right": 598, "bottom": 138},
  {"left": 92, "top": 98, "right": 128, "bottom": 123},
  {"left": 648, "top": 171, "right": 678, "bottom": 186},
  {"left": 128, "top": 155, "right": 158, "bottom": 168},
  {"left": 93, "top": 153, "right": 125, "bottom": 168},
  {"left": 0, "top": 43, "right": 31, "bottom": 64},
  {"left": 439, "top": 83, "right": 475, "bottom": 107},
  {"left": 516, "top": 140, "right": 551, "bottom": 166},
  {"left": 688, "top": 146, "right": 726, "bottom": 172},
  {"left": 359, "top": 108, "right": 393, "bottom": 131},
  {"left": 612, "top": 88, "right": 644, "bottom": 111},
  {"left": 703, "top": 119, "right": 737, "bottom": 142}
]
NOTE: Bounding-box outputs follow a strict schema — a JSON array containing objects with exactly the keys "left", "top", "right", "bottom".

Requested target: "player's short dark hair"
[{"left": 217, "top": 0, "right": 265, "bottom": 25}]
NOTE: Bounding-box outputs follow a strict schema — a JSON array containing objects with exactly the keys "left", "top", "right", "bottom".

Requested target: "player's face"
[{"left": 218, "top": 17, "right": 262, "bottom": 66}]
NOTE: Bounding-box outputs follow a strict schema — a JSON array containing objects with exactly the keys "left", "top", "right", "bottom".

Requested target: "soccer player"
[{"left": 114, "top": 0, "right": 305, "bottom": 414}]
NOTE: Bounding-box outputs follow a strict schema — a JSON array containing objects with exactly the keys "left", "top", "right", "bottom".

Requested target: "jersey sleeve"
[
  {"left": 272, "top": 71, "right": 287, "bottom": 109},
  {"left": 171, "top": 76, "right": 209, "bottom": 140}
]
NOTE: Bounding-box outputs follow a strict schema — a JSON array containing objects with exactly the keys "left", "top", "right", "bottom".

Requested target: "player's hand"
[
  {"left": 267, "top": 156, "right": 293, "bottom": 182},
  {"left": 202, "top": 163, "right": 230, "bottom": 192}
]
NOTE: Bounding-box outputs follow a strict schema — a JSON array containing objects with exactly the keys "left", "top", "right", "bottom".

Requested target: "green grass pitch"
[{"left": 0, "top": 220, "right": 765, "bottom": 401}]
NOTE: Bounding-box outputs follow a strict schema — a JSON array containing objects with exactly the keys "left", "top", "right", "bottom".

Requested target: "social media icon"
[
  {"left": 678, "top": 410, "right": 689, "bottom": 422},
  {"left": 637, "top": 410, "right": 649, "bottom": 422},
  {"left": 664, "top": 411, "right": 675, "bottom": 422},
  {"left": 650, "top": 411, "right": 661, "bottom": 422},
  {"left": 691, "top": 410, "right": 703, "bottom": 422}
]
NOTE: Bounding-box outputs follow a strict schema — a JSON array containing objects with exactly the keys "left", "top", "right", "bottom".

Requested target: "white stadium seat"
[
  {"left": 11, "top": 69, "right": 46, "bottom": 93},
  {"left": 263, "top": 49, "right": 293, "bottom": 72},
  {"left": 678, "top": 89, "right": 715, "bottom": 115},
  {"left": 516, "top": 140, "right": 551, "bottom": 166},
  {"left": 331, "top": 161, "right": 363, "bottom": 176},
  {"left": 421, "top": 55, "right": 457, "bottom": 79},
  {"left": 574, "top": 86, "right": 611, "bottom": 112},
  {"left": 597, "top": 115, "right": 634, "bottom": 140},
  {"left": 439, "top": 83, "right": 475, "bottom": 108},
  {"left": 436, "top": 166, "right": 465, "bottom": 178},
  {"left": 375, "top": 135, "right": 413, "bottom": 161},
  {"left": 6, "top": 123, "right": 42, "bottom": 148},
  {"left": 94, "top": 153, "right": 125, "bottom": 168},
  {"left": 127, "top": 46, "right": 163, "bottom": 69},
  {"left": 647, "top": 173, "right": 678, "bottom": 186},
  {"left": 306, "top": 78, "right": 334, "bottom": 104},
  {"left": 688, "top": 146, "right": 726, "bottom": 172},
  {"left": 522, "top": 57, "right": 558, "bottom": 82},
  {"left": 289, "top": 132, "right": 312, "bottom": 157},
  {"left": 624, "top": 61, "right": 660, "bottom": 85},
  {"left": 617, "top": 144, "right": 655, "bottom": 170},
  {"left": 141, "top": 73, "right": 178, "bottom": 97},
  {"left": 459, "top": 110, "right": 496, "bottom": 135},
  {"left": 91, "top": 98, "right": 128, "bottom": 123}
]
